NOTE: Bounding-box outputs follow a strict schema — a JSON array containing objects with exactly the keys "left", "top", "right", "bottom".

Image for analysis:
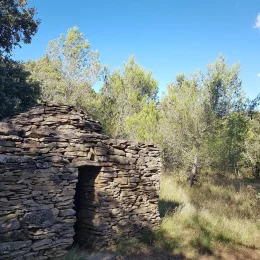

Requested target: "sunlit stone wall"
[{"left": 0, "top": 102, "right": 161, "bottom": 259}]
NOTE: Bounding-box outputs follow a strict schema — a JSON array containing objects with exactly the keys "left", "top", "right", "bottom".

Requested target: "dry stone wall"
[{"left": 0, "top": 102, "right": 161, "bottom": 259}]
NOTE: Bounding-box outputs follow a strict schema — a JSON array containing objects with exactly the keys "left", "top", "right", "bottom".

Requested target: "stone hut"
[{"left": 0, "top": 102, "right": 161, "bottom": 259}]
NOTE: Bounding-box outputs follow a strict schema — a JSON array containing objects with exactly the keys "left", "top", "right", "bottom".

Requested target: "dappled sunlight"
[
  {"left": 153, "top": 173, "right": 260, "bottom": 258},
  {"left": 1, "top": 2, "right": 260, "bottom": 259}
]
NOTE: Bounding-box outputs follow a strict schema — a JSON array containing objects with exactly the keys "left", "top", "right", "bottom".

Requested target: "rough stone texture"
[{"left": 0, "top": 102, "right": 161, "bottom": 259}]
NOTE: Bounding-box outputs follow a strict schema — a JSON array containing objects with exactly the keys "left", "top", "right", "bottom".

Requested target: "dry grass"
[
  {"left": 157, "top": 172, "right": 260, "bottom": 258},
  {"left": 66, "top": 172, "right": 260, "bottom": 259},
  {"left": 116, "top": 172, "right": 260, "bottom": 259},
  {"left": 64, "top": 245, "right": 87, "bottom": 260}
]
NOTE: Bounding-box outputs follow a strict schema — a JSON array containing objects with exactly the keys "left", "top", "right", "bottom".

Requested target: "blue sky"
[{"left": 13, "top": 0, "right": 260, "bottom": 99}]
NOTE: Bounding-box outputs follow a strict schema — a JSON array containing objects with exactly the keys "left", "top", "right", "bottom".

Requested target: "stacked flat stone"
[{"left": 0, "top": 102, "right": 161, "bottom": 259}]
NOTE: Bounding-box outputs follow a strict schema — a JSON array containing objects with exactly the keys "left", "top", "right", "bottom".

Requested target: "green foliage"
[
  {"left": 0, "top": 58, "right": 40, "bottom": 119},
  {"left": 98, "top": 56, "right": 158, "bottom": 138},
  {"left": 46, "top": 26, "right": 102, "bottom": 87},
  {"left": 125, "top": 101, "right": 160, "bottom": 142},
  {"left": 0, "top": 0, "right": 40, "bottom": 56},
  {"left": 26, "top": 56, "right": 64, "bottom": 101},
  {"left": 202, "top": 54, "right": 244, "bottom": 118},
  {"left": 160, "top": 73, "right": 208, "bottom": 170},
  {"left": 160, "top": 54, "right": 249, "bottom": 176},
  {"left": 22, "top": 28, "right": 258, "bottom": 181},
  {"left": 0, "top": 1, "right": 40, "bottom": 119},
  {"left": 208, "top": 112, "right": 249, "bottom": 172},
  {"left": 244, "top": 112, "right": 260, "bottom": 177},
  {"left": 25, "top": 27, "right": 102, "bottom": 115}
]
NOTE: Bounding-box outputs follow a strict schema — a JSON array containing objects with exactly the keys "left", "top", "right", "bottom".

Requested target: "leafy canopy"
[
  {"left": 0, "top": 0, "right": 40, "bottom": 56},
  {"left": 26, "top": 27, "right": 102, "bottom": 111},
  {"left": 160, "top": 54, "right": 248, "bottom": 177},
  {"left": 0, "top": 58, "right": 40, "bottom": 119},
  {"left": 98, "top": 56, "right": 158, "bottom": 138}
]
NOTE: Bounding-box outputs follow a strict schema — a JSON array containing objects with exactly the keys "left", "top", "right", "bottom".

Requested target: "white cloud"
[
  {"left": 254, "top": 13, "right": 260, "bottom": 29},
  {"left": 257, "top": 73, "right": 260, "bottom": 77}
]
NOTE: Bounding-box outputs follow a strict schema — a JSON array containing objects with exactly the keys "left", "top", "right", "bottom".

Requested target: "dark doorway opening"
[{"left": 74, "top": 165, "right": 102, "bottom": 248}]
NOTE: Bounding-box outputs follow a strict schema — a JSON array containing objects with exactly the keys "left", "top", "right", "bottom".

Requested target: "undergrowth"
[
  {"left": 64, "top": 246, "right": 87, "bottom": 260},
  {"left": 116, "top": 171, "right": 260, "bottom": 258},
  {"left": 66, "top": 172, "right": 260, "bottom": 259}
]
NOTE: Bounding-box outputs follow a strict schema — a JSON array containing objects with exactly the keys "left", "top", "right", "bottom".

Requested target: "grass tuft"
[
  {"left": 78, "top": 171, "right": 260, "bottom": 259},
  {"left": 64, "top": 246, "right": 87, "bottom": 260},
  {"left": 157, "top": 173, "right": 260, "bottom": 257}
]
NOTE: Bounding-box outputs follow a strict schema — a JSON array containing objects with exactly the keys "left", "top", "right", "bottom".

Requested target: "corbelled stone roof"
[{"left": 0, "top": 102, "right": 161, "bottom": 259}]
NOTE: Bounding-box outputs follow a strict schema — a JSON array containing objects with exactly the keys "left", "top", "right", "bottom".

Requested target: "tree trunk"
[{"left": 188, "top": 153, "right": 198, "bottom": 187}]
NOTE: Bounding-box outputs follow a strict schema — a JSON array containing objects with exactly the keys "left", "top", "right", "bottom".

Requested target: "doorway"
[{"left": 74, "top": 165, "right": 102, "bottom": 248}]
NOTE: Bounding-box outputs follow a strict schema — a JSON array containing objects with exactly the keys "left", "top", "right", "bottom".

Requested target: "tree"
[
  {"left": 202, "top": 54, "right": 245, "bottom": 118},
  {"left": 0, "top": 0, "right": 40, "bottom": 118},
  {"left": 0, "top": 58, "right": 40, "bottom": 119},
  {"left": 244, "top": 112, "right": 260, "bottom": 178},
  {"left": 0, "top": 0, "right": 40, "bottom": 56},
  {"left": 201, "top": 55, "right": 248, "bottom": 173},
  {"left": 207, "top": 112, "right": 249, "bottom": 173},
  {"left": 98, "top": 56, "right": 158, "bottom": 138},
  {"left": 125, "top": 101, "right": 160, "bottom": 142},
  {"left": 26, "top": 26, "right": 102, "bottom": 112},
  {"left": 26, "top": 56, "right": 65, "bottom": 102},
  {"left": 160, "top": 55, "right": 248, "bottom": 185},
  {"left": 160, "top": 73, "right": 209, "bottom": 186}
]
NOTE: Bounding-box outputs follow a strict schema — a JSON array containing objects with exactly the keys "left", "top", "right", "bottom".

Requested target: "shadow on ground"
[{"left": 159, "top": 199, "right": 181, "bottom": 217}]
